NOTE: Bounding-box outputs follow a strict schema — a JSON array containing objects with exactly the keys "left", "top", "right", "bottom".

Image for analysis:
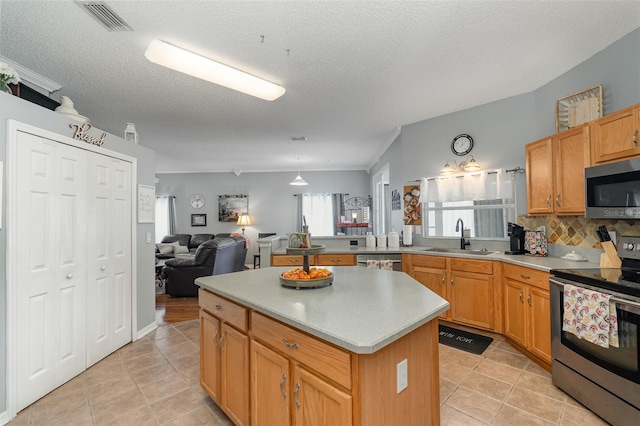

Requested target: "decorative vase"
[{"left": 1, "top": 83, "right": 13, "bottom": 95}]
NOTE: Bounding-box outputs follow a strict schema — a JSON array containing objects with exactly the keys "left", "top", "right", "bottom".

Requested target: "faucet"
[{"left": 455, "top": 218, "right": 470, "bottom": 250}]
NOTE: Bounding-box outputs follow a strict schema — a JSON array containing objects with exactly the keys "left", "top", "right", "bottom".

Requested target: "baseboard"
[
  {"left": 0, "top": 410, "right": 10, "bottom": 425},
  {"left": 137, "top": 321, "right": 158, "bottom": 340}
]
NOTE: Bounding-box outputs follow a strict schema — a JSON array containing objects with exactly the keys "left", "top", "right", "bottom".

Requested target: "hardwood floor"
[{"left": 155, "top": 293, "right": 199, "bottom": 325}]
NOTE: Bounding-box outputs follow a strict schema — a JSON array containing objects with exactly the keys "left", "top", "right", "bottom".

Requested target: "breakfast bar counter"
[{"left": 195, "top": 267, "right": 449, "bottom": 425}]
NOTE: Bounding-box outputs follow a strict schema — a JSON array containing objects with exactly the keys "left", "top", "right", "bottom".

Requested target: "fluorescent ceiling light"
[{"left": 145, "top": 39, "right": 286, "bottom": 101}]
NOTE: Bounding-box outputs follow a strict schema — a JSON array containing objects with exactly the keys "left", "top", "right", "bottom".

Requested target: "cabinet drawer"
[
  {"left": 502, "top": 264, "right": 549, "bottom": 290},
  {"left": 410, "top": 255, "right": 447, "bottom": 269},
  {"left": 316, "top": 254, "right": 355, "bottom": 266},
  {"left": 251, "top": 312, "right": 352, "bottom": 389},
  {"left": 271, "top": 255, "right": 315, "bottom": 266},
  {"left": 199, "top": 289, "right": 248, "bottom": 332},
  {"left": 450, "top": 258, "right": 494, "bottom": 275}
]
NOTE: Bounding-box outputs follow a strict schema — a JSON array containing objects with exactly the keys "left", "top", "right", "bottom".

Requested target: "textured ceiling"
[{"left": 1, "top": 1, "right": 639, "bottom": 174}]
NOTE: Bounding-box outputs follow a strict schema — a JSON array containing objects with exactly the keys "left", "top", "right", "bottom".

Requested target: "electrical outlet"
[
  {"left": 397, "top": 359, "right": 408, "bottom": 393},
  {"left": 146, "top": 232, "right": 151, "bottom": 243},
  {"left": 350, "top": 240, "right": 358, "bottom": 246}
]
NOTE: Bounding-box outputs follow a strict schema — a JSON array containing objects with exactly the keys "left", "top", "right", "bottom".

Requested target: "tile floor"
[{"left": 8, "top": 320, "right": 609, "bottom": 425}]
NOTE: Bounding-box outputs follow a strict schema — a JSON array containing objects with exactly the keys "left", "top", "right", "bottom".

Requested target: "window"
[
  {"left": 422, "top": 171, "right": 516, "bottom": 238},
  {"left": 155, "top": 196, "right": 176, "bottom": 242},
  {"left": 301, "top": 193, "right": 334, "bottom": 236}
]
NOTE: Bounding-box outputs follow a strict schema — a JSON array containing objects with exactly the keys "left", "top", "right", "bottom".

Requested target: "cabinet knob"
[
  {"left": 520, "top": 274, "right": 531, "bottom": 280},
  {"left": 633, "top": 129, "right": 639, "bottom": 146},
  {"left": 527, "top": 294, "right": 532, "bottom": 307},
  {"left": 450, "top": 278, "right": 454, "bottom": 287},
  {"left": 66, "top": 273, "right": 73, "bottom": 279},
  {"left": 441, "top": 275, "right": 445, "bottom": 286},
  {"left": 294, "top": 383, "right": 301, "bottom": 409},
  {"left": 556, "top": 194, "right": 561, "bottom": 208},
  {"left": 519, "top": 291, "right": 524, "bottom": 303},
  {"left": 101, "top": 266, "right": 106, "bottom": 271},
  {"left": 546, "top": 195, "right": 552, "bottom": 208}
]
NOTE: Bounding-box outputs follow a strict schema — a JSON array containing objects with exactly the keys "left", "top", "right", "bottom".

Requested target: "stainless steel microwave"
[{"left": 585, "top": 158, "right": 640, "bottom": 219}]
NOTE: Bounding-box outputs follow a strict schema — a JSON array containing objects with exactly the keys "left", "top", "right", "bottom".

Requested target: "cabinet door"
[
  {"left": 554, "top": 125, "right": 590, "bottom": 215},
  {"left": 412, "top": 266, "right": 449, "bottom": 319},
  {"left": 221, "top": 323, "right": 250, "bottom": 426},
  {"left": 250, "top": 340, "right": 290, "bottom": 426},
  {"left": 450, "top": 271, "right": 494, "bottom": 330},
  {"left": 316, "top": 254, "right": 355, "bottom": 266},
  {"left": 503, "top": 279, "right": 527, "bottom": 348},
  {"left": 292, "top": 366, "right": 352, "bottom": 426},
  {"left": 200, "top": 310, "right": 221, "bottom": 404},
  {"left": 527, "top": 286, "right": 552, "bottom": 364},
  {"left": 592, "top": 105, "right": 640, "bottom": 164},
  {"left": 272, "top": 255, "right": 315, "bottom": 267},
  {"left": 526, "top": 138, "right": 554, "bottom": 214}
]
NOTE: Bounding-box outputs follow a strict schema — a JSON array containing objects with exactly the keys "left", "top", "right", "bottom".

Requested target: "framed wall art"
[
  {"left": 218, "top": 194, "right": 248, "bottom": 222},
  {"left": 556, "top": 84, "right": 603, "bottom": 132},
  {"left": 191, "top": 214, "right": 207, "bottom": 227},
  {"left": 137, "top": 184, "right": 155, "bottom": 223}
]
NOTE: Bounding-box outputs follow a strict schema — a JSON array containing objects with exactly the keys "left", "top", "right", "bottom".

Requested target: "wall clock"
[
  {"left": 190, "top": 194, "right": 205, "bottom": 209},
  {"left": 451, "top": 134, "right": 474, "bottom": 156}
]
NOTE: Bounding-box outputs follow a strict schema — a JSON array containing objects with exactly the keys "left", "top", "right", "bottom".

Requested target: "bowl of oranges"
[{"left": 279, "top": 267, "right": 333, "bottom": 289}]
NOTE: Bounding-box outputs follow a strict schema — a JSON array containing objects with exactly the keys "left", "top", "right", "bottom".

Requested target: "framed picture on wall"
[
  {"left": 137, "top": 184, "right": 155, "bottom": 223},
  {"left": 191, "top": 214, "right": 207, "bottom": 227},
  {"left": 218, "top": 194, "right": 248, "bottom": 222}
]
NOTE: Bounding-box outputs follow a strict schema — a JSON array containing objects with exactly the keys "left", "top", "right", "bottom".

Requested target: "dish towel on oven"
[
  {"left": 366, "top": 260, "right": 379, "bottom": 269},
  {"left": 562, "top": 284, "right": 619, "bottom": 348},
  {"left": 366, "top": 260, "right": 394, "bottom": 270}
]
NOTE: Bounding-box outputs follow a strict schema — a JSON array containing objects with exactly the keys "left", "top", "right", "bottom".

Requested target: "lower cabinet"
[
  {"left": 199, "top": 290, "right": 250, "bottom": 426},
  {"left": 407, "top": 255, "right": 497, "bottom": 331},
  {"left": 250, "top": 339, "right": 352, "bottom": 425},
  {"left": 503, "top": 264, "right": 552, "bottom": 365}
]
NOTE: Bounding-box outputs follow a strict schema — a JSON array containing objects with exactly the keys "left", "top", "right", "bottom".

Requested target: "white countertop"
[
  {"left": 196, "top": 267, "right": 450, "bottom": 354},
  {"left": 271, "top": 245, "right": 601, "bottom": 272}
]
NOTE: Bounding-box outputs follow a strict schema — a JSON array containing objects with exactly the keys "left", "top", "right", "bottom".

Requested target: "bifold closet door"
[
  {"left": 15, "top": 131, "right": 88, "bottom": 411},
  {"left": 86, "top": 153, "right": 132, "bottom": 367}
]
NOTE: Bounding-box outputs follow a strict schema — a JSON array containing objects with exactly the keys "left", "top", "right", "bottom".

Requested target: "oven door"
[{"left": 550, "top": 278, "right": 640, "bottom": 409}]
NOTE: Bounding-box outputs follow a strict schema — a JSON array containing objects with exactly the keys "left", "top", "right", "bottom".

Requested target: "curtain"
[
  {"left": 155, "top": 196, "right": 176, "bottom": 242},
  {"left": 422, "top": 170, "right": 511, "bottom": 203},
  {"left": 298, "top": 193, "right": 334, "bottom": 236}
]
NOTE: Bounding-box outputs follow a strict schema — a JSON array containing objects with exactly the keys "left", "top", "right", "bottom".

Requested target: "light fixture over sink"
[
  {"left": 440, "top": 155, "right": 482, "bottom": 175},
  {"left": 144, "top": 39, "right": 286, "bottom": 101}
]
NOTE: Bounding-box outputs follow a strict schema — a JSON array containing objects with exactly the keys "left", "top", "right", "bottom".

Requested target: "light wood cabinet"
[
  {"left": 293, "top": 365, "right": 353, "bottom": 425},
  {"left": 591, "top": 104, "right": 640, "bottom": 164},
  {"left": 526, "top": 124, "right": 590, "bottom": 215},
  {"left": 199, "top": 290, "right": 250, "bottom": 425},
  {"left": 502, "top": 264, "right": 551, "bottom": 366},
  {"left": 271, "top": 255, "right": 314, "bottom": 267},
  {"left": 407, "top": 255, "right": 497, "bottom": 331}
]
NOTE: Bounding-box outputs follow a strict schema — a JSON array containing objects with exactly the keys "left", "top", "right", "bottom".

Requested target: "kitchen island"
[{"left": 196, "top": 266, "right": 449, "bottom": 426}]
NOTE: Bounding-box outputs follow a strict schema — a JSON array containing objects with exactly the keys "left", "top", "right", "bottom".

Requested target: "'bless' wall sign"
[{"left": 70, "top": 123, "right": 106, "bottom": 147}]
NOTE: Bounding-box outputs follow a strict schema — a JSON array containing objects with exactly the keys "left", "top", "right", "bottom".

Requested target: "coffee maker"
[{"left": 505, "top": 222, "right": 526, "bottom": 255}]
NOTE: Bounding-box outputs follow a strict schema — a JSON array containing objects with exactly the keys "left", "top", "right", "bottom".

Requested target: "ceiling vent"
[{"left": 75, "top": 1, "right": 132, "bottom": 31}]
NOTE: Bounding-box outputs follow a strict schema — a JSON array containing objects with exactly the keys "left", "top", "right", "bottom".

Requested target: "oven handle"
[{"left": 550, "top": 278, "right": 640, "bottom": 309}]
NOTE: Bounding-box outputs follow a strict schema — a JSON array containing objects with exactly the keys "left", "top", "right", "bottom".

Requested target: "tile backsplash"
[{"left": 518, "top": 215, "right": 640, "bottom": 248}]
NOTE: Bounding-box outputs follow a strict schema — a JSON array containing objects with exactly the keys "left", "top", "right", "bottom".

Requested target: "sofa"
[
  {"left": 162, "top": 235, "right": 248, "bottom": 297},
  {"left": 156, "top": 233, "right": 215, "bottom": 258}
]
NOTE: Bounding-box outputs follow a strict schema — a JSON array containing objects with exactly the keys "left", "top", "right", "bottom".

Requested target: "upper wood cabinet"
[
  {"left": 591, "top": 104, "right": 640, "bottom": 165},
  {"left": 526, "top": 125, "right": 590, "bottom": 215}
]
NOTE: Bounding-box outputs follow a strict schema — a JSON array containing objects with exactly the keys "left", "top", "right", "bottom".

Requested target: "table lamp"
[{"left": 237, "top": 213, "right": 252, "bottom": 234}]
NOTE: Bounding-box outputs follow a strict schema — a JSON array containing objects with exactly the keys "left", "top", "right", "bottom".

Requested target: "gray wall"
[
  {"left": 0, "top": 93, "right": 157, "bottom": 413},
  {"left": 155, "top": 170, "right": 371, "bottom": 258},
  {"left": 380, "top": 28, "right": 640, "bottom": 234}
]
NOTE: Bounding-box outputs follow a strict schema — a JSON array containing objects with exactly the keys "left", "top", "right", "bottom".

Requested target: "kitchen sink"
[{"left": 422, "top": 247, "right": 496, "bottom": 256}]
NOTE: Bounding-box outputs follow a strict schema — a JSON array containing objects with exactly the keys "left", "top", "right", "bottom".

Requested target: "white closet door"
[
  {"left": 15, "top": 131, "right": 87, "bottom": 411},
  {"left": 86, "top": 153, "right": 132, "bottom": 366}
]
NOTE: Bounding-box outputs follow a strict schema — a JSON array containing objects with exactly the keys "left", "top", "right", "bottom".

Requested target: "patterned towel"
[
  {"left": 366, "top": 260, "right": 379, "bottom": 269},
  {"left": 562, "top": 284, "right": 618, "bottom": 348},
  {"left": 379, "top": 260, "right": 394, "bottom": 271}
]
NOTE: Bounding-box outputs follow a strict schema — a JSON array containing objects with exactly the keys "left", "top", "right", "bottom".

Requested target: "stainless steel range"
[{"left": 550, "top": 235, "right": 640, "bottom": 425}]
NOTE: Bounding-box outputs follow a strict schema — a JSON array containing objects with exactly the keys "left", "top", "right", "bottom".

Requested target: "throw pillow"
[
  {"left": 156, "top": 243, "right": 175, "bottom": 255},
  {"left": 173, "top": 243, "right": 189, "bottom": 254}
]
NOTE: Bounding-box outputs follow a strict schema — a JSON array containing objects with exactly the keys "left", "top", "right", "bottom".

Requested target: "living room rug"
[{"left": 438, "top": 325, "right": 493, "bottom": 355}]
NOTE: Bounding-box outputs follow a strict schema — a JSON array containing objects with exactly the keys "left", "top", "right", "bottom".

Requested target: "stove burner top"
[{"left": 551, "top": 267, "right": 640, "bottom": 298}]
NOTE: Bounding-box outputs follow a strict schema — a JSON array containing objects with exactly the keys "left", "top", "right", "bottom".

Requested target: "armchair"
[
  {"left": 163, "top": 237, "right": 235, "bottom": 297},
  {"left": 189, "top": 233, "right": 215, "bottom": 252}
]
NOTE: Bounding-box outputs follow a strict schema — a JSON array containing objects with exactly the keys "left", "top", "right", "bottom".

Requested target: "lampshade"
[
  {"left": 144, "top": 40, "right": 286, "bottom": 101},
  {"left": 440, "top": 162, "right": 456, "bottom": 175},
  {"left": 289, "top": 173, "right": 309, "bottom": 186},
  {"left": 237, "top": 214, "right": 252, "bottom": 226},
  {"left": 463, "top": 157, "right": 481, "bottom": 172}
]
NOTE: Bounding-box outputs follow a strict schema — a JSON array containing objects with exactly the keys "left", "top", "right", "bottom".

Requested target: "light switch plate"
[
  {"left": 146, "top": 232, "right": 151, "bottom": 243},
  {"left": 397, "top": 359, "right": 408, "bottom": 393}
]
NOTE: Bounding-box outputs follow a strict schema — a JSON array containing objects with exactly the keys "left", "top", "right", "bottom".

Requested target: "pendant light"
[{"left": 289, "top": 159, "right": 309, "bottom": 186}]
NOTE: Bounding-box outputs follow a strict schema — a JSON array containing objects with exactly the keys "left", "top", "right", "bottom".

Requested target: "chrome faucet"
[{"left": 455, "top": 218, "right": 470, "bottom": 250}]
